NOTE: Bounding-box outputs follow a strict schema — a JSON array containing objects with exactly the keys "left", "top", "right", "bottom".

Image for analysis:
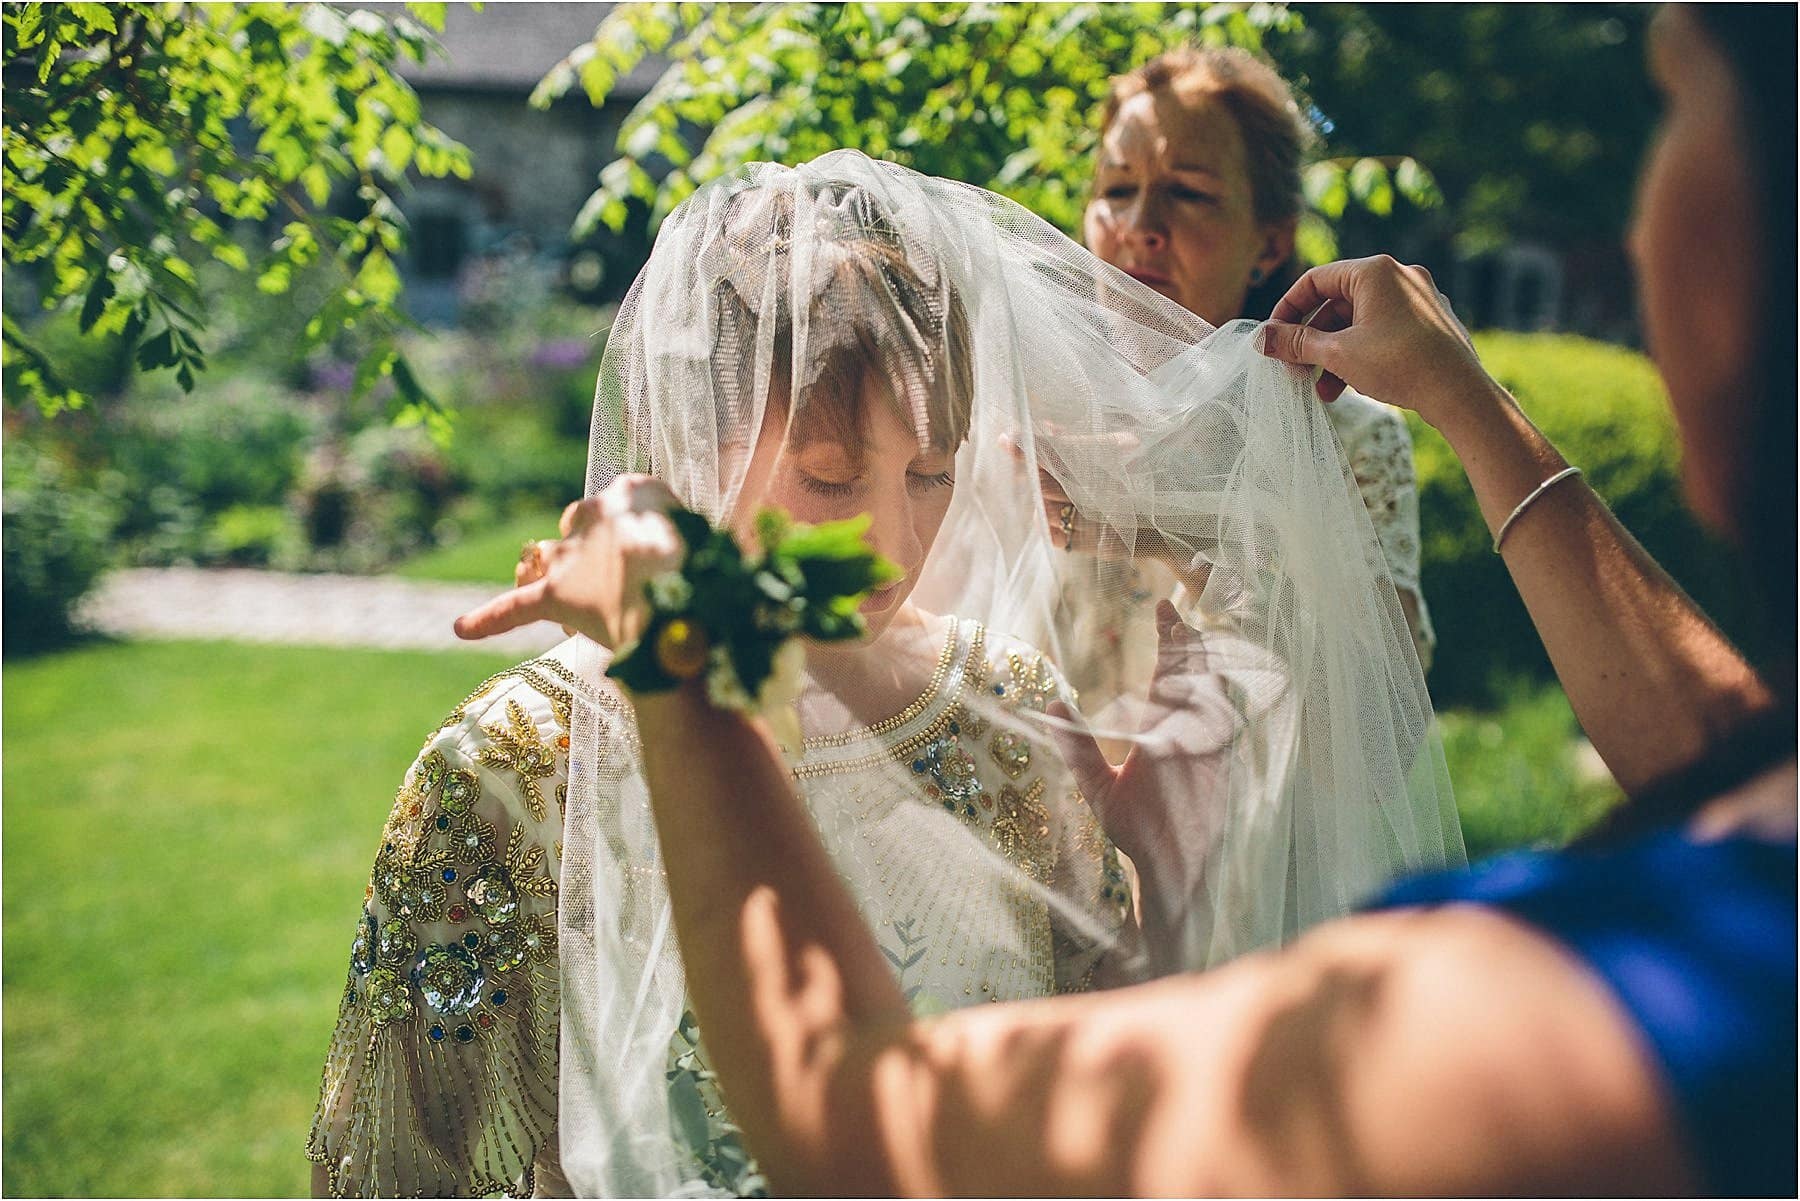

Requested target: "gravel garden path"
[{"left": 76, "top": 567, "right": 564, "bottom": 655}]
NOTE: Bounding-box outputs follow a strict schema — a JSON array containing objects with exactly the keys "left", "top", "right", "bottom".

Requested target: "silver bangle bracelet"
[{"left": 1493, "top": 465, "right": 1584, "bottom": 553}]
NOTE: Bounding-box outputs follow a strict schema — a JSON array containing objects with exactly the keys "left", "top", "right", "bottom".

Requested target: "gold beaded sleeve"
[
  {"left": 308, "top": 669, "right": 573, "bottom": 1198},
  {"left": 975, "top": 633, "right": 1135, "bottom": 995}
]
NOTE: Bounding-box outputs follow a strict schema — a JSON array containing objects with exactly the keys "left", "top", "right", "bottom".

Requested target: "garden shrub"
[
  {"left": 445, "top": 406, "right": 591, "bottom": 516},
  {"left": 1413, "top": 332, "right": 1761, "bottom": 707},
  {"left": 8, "top": 256, "right": 611, "bottom": 577},
  {"left": 2, "top": 439, "right": 116, "bottom": 654},
  {"left": 106, "top": 376, "right": 318, "bottom": 558},
  {"left": 202, "top": 504, "right": 304, "bottom": 567}
]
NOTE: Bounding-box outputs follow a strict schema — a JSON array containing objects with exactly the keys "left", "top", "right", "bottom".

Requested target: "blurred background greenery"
[{"left": 2, "top": 2, "right": 1765, "bottom": 1195}]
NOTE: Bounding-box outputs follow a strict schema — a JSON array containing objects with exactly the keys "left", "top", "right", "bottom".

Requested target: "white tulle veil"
[{"left": 551, "top": 150, "right": 1464, "bottom": 1195}]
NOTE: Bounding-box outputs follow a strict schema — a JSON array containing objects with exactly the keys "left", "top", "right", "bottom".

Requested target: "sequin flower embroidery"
[
  {"left": 414, "top": 944, "right": 484, "bottom": 1015},
  {"left": 911, "top": 719, "right": 984, "bottom": 818},
  {"left": 365, "top": 967, "right": 412, "bottom": 1025}
]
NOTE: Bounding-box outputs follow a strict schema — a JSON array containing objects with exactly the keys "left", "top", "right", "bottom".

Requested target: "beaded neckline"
[{"left": 797, "top": 618, "right": 963, "bottom": 754}]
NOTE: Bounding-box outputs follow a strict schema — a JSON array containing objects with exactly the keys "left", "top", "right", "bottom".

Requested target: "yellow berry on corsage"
[{"left": 652, "top": 618, "right": 710, "bottom": 680}]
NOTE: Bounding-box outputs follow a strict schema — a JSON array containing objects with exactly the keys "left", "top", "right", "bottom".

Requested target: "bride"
[{"left": 308, "top": 152, "right": 1462, "bottom": 1197}]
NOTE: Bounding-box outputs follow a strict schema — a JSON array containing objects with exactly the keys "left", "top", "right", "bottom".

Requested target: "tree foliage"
[
  {"left": 2, "top": 2, "right": 470, "bottom": 423},
  {"left": 1279, "top": 4, "right": 1655, "bottom": 257},
  {"left": 535, "top": 1, "right": 1439, "bottom": 252}
]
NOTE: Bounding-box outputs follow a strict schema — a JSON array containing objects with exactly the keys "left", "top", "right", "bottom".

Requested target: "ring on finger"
[
  {"left": 519, "top": 539, "right": 542, "bottom": 566},
  {"left": 1057, "top": 502, "right": 1076, "bottom": 551}
]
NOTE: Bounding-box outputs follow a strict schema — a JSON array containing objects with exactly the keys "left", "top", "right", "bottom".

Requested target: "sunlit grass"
[
  {"left": 1438, "top": 681, "right": 1623, "bottom": 858},
  {"left": 393, "top": 509, "right": 565, "bottom": 585},
  {"left": 2, "top": 640, "right": 515, "bottom": 1197}
]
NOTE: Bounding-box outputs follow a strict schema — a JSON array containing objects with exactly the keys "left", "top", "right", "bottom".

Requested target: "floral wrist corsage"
[{"left": 606, "top": 507, "right": 901, "bottom": 749}]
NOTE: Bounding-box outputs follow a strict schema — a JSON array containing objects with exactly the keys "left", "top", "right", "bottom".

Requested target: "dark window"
[{"left": 413, "top": 211, "right": 467, "bottom": 280}]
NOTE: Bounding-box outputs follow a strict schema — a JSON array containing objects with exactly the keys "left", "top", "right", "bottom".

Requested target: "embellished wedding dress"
[{"left": 309, "top": 619, "right": 1129, "bottom": 1196}]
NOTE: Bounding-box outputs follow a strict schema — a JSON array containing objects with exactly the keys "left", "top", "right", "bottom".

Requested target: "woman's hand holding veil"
[
  {"left": 455, "top": 475, "right": 686, "bottom": 653},
  {"left": 1045, "top": 599, "right": 1241, "bottom": 973},
  {"left": 1257, "top": 254, "right": 1487, "bottom": 421}
]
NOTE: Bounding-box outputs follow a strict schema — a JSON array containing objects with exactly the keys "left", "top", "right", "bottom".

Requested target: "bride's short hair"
[{"left": 707, "top": 180, "right": 973, "bottom": 464}]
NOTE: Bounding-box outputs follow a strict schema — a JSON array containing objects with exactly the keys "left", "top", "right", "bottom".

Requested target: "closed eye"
[
  {"left": 798, "top": 474, "right": 858, "bottom": 498},
  {"left": 908, "top": 470, "right": 955, "bottom": 493}
]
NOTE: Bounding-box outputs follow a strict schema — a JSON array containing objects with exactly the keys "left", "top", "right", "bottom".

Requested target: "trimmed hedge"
[{"left": 1414, "top": 332, "right": 1762, "bottom": 707}]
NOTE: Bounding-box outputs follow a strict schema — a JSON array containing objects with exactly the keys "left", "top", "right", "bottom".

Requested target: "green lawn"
[
  {"left": 2, "top": 637, "right": 1618, "bottom": 1196},
  {"left": 2, "top": 640, "right": 516, "bottom": 1197},
  {"left": 394, "top": 509, "right": 565, "bottom": 585},
  {"left": 1439, "top": 683, "right": 1622, "bottom": 858}
]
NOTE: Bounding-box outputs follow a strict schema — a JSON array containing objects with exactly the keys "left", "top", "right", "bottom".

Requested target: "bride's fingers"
[
  {"left": 516, "top": 538, "right": 553, "bottom": 588},
  {"left": 1043, "top": 496, "right": 1092, "bottom": 553},
  {"left": 561, "top": 497, "right": 614, "bottom": 538},
  {"left": 455, "top": 577, "right": 556, "bottom": 640}
]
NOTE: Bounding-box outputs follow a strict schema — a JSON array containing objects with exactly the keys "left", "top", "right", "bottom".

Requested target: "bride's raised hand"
[
  {"left": 1258, "top": 255, "right": 1491, "bottom": 427},
  {"left": 1044, "top": 601, "right": 1237, "bottom": 882},
  {"left": 454, "top": 475, "right": 685, "bottom": 650},
  {"left": 1017, "top": 429, "right": 1213, "bottom": 591}
]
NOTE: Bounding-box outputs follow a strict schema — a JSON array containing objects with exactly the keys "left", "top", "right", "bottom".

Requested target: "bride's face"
[{"left": 734, "top": 379, "right": 958, "bottom": 639}]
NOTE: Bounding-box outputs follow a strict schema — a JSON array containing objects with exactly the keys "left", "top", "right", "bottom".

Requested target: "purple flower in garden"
[
  {"left": 529, "top": 339, "right": 591, "bottom": 371},
  {"left": 312, "top": 359, "right": 357, "bottom": 392}
]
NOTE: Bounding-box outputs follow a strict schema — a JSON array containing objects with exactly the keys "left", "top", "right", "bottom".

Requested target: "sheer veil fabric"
[{"left": 555, "top": 150, "right": 1464, "bottom": 1195}]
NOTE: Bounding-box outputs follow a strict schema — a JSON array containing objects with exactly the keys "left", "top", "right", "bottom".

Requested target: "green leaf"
[
  {"left": 390, "top": 353, "right": 427, "bottom": 408},
  {"left": 355, "top": 250, "right": 401, "bottom": 305},
  {"left": 578, "top": 49, "right": 617, "bottom": 106},
  {"left": 667, "top": 1071, "right": 712, "bottom": 1152},
  {"left": 256, "top": 259, "right": 292, "bottom": 294},
  {"left": 212, "top": 241, "right": 251, "bottom": 271},
  {"left": 1303, "top": 161, "right": 1347, "bottom": 220},
  {"left": 1294, "top": 212, "right": 1338, "bottom": 267},
  {"left": 406, "top": 2, "right": 448, "bottom": 30},
  {"left": 1348, "top": 158, "right": 1393, "bottom": 218},
  {"left": 69, "top": 3, "right": 116, "bottom": 35},
  {"left": 379, "top": 124, "right": 415, "bottom": 174},
  {"left": 1394, "top": 157, "right": 1444, "bottom": 209},
  {"left": 78, "top": 272, "right": 115, "bottom": 334},
  {"left": 135, "top": 327, "right": 178, "bottom": 370}
]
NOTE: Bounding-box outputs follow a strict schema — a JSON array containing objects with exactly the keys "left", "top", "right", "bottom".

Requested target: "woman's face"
[
  {"left": 1084, "top": 88, "right": 1294, "bottom": 326},
  {"left": 1629, "top": 6, "right": 1761, "bottom": 534},
  {"left": 735, "top": 380, "right": 958, "bottom": 640}
]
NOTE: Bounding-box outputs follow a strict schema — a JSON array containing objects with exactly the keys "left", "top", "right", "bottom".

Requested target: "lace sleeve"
[
  {"left": 1328, "top": 393, "right": 1437, "bottom": 670},
  {"left": 307, "top": 673, "right": 570, "bottom": 1198}
]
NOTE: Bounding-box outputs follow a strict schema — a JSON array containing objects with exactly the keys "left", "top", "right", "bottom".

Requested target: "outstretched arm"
[
  {"left": 586, "top": 681, "right": 1697, "bottom": 1195},
  {"left": 1260, "top": 256, "right": 1773, "bottom": 795},
  {"left": 455, "top": 478, "right": 1694, "bottom": 1196}
]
